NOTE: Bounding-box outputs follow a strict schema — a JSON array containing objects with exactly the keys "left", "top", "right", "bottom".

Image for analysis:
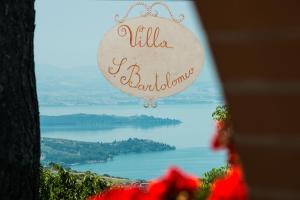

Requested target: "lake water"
[
  {"left": 71, "top": 147, "right": 226, "bottom": 180},
  {"left": 40, "top": 104, "right": 220, "bottom": 148},
  {"left": 40, "top": 104, "right": 227, "bottom": 179}
]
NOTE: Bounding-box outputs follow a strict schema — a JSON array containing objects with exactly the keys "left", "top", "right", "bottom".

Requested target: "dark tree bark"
[{"left": 0, "top": 1, "right": 39, "bottom": 199}]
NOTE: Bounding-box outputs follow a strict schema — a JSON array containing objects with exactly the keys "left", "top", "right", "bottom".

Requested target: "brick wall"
[{"left": 195, "top": 1, "right": 300, "bottom": 200}]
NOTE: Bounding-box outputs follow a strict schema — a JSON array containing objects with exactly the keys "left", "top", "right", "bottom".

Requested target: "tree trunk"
[{"left": 0, "top": 1, "right": 39, "bottom": 199}]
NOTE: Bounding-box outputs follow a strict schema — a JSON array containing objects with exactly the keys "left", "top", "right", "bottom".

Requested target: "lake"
[
  {"left": 71, "top": 147, "right": 226, "bottom": 180},
  {"left": 40, "top": 104, "right": 227, "bottom": 179}
]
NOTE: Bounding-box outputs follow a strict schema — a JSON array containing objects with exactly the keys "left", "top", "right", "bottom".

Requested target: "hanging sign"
[{"left": 97, "top": 2, "right": 204, "bottom": 107}]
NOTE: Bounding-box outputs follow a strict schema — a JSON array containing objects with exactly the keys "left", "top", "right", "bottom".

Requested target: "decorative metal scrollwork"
[{"left": 114, "top": 1, "right": 185, "bottom": 24}]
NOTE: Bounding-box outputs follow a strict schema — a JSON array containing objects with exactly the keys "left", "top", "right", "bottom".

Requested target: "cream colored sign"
[{"left": 98, "top": 3, "right": 204, "bottom": 107}]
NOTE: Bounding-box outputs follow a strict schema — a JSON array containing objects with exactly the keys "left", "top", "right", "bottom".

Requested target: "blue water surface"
[{"left": 40, "top": 104, "right": 226, "bottom": 179}]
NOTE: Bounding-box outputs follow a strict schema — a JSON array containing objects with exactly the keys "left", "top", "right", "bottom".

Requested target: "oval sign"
[{"left": 98, "top": 16, "right": 204, "bottom": 104}]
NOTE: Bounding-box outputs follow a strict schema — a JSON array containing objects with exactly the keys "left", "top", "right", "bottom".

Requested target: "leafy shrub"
[
  {"left": 40, "top": 164, "right": 227, "bottom": 200},
  {"left": 40, "top": 163, "right": 109, "bottom": 200},
  {"left": 212, "top": 105, "right": 230, "bottom": 121},
  {"left": 196, "top": 166, "right": 228, "bottom": 200}
]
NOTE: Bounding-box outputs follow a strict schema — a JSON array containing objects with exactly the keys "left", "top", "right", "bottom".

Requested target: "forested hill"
[
  {"left": 41, "top": 138, "right": 176, "bottom": 165},
  {"left": 40, "top": 114, "right": 181, "bottom": 131}
]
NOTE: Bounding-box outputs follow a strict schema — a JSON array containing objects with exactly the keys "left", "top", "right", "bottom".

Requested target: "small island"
[
  {"left": 41, "top": 137, "right": 176, "bottom": 165},
  {"left": 40, "top": 113, "right": 181, "bottom": 132}
]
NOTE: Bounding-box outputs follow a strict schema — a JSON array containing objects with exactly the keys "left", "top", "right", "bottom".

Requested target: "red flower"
[
  {"left": 211, "top": 120, "right": 227, "bottom": 150},
  {"left": 208, "top": 166, "right": 248, "bottom": 200},
  {"left": 87, "top": 187, "right": 151, "bottom": 200},
  {"left": 148, "top": 166, "right": 199, "bottom": 200},
  {"left": 87, "top": 167, "right": 199, "bottom": 200},
  {"left": 211, "top": 120, "right": 240, "bottom": 165}
]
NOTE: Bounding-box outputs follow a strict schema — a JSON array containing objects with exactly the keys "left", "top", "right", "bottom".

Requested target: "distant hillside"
[
  {"left": 40, "top": 114, "right": 181, "bottom": 131},
  {"left": 41, "top": 138, "right": 176, "bottom": 165}
]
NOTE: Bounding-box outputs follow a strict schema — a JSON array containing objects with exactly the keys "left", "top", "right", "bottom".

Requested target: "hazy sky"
[{"left": 34, "top": 0, "right": 221, "bottom": 84}]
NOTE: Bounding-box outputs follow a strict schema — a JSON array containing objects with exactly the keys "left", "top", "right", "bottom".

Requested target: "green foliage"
[
  {"left": 40, "top": 164, "right": 227, "bottom": 200},
  {"left": 196, "top": 166, "right": 228, "bottom": 200},
  {"left": 212, "top": 105, "right": 230, "bottom": 121},
  {"left": 40, "top": 164, "right": 110, "bottom": 200}
]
